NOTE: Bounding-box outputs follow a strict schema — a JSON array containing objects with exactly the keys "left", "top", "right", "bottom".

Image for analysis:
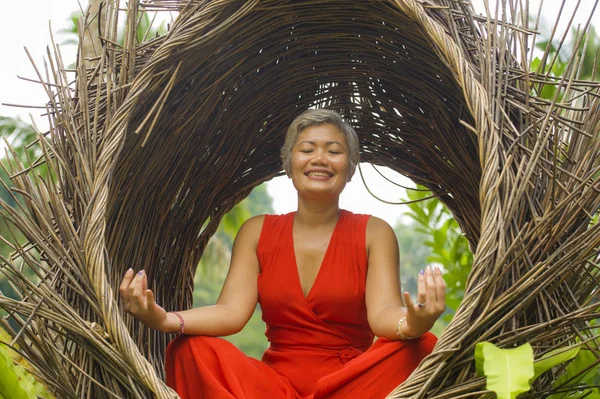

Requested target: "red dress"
[{"left": 166, "top": 210, "right": 436, "bottom": 399}]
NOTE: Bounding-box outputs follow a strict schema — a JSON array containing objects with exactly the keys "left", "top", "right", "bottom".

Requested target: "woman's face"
[{"left": 289, "top": 123, "right": 350, "bottom": 200}]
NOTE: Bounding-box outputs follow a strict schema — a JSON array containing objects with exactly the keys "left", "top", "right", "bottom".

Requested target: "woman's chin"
[{"left": 298, "top": 186, "right": 345, "bottom": 200}]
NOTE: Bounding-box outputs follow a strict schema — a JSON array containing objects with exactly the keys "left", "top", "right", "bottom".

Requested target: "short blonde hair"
[{"left": 280, "top": 109, "right": 360, "bottom": 178}]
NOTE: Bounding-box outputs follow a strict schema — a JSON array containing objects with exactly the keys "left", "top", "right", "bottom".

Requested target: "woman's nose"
[{"left": 310, "top": 150, "right": 329, "bottom": 164}]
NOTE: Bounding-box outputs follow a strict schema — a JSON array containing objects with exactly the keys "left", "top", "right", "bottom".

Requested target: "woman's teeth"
[{"left": 307, "top": 172, "right": 331, "bottom": 177}]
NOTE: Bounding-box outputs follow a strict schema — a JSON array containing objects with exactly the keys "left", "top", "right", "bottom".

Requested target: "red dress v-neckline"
[{"left": 291, "top": 210, "right": 345, "bottom": 301}]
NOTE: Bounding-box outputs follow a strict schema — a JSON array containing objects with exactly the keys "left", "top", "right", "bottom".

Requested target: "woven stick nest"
[{"left": 1, "top": 0, "right": 599, "bottom": 397}]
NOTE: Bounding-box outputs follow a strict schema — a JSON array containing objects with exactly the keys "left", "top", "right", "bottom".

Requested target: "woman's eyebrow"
[{"left": 297, "top": 140, "right": 344, "bottom": 146}]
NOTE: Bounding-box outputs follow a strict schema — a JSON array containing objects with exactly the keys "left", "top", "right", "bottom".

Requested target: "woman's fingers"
[
  {"left": 417, "top": 269, "right": 427, "bottom": 307},
  {"left": 121, "top": 270, "right": 147, "bottom": 315},
  {"left": 119, "top": 269, "right": 135, "bottom": 312},
  {"left": 403, "top": 291, "right": 433, "bottom": 337},
  {"left": 120, "top": 269, "right": 164, "bottom": 327},
  {"left": 434, "top": 267, "right": 446, "bottom": 312},
  {"left": 131, "top": 270, "right": 145, "bottom": 302},
  {"left": 404, "top": 266, "right": 448, "bottom": 336},
  {"left": 142, "top": 271, "right": 148, "bottom": 293},
  {"left": 119, "top": 269, "right": 134, "bottom": 299},
  {"left": 403, "top": 291, "right": 416, "bottom": 314},
  {"left": 142, "top": 273, "right": 155, "bottom": 307},
  {"left": 425, "top": 265, "right": 437, "bottom": 306},
  {"left": 146, "top": 289, "right": 155, "bottom": 308},
  {"left": 417, "top": 265, "right": 446, "bottom": 314}
]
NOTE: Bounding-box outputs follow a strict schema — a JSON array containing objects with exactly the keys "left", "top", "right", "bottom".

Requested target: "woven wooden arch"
[{"left": 1, "top": 0, "right": 599, "bottom": 398}]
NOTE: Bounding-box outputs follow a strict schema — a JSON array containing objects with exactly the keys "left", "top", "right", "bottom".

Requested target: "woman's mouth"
[{"left": 306, "top": 171, "right": 333, "bottom": 178}]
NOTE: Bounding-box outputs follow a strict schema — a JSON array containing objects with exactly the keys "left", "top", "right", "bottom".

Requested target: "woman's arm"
[
  {"left": 365, "top": 217, "right": 446, "bottom": 340},
  {"left": 120, "top": 215, "right": 264, "bottom": 336}
]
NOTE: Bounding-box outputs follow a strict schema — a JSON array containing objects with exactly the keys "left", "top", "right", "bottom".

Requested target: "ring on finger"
[{"left": 417, "top": 301, "right": 427, "bottom": 308}]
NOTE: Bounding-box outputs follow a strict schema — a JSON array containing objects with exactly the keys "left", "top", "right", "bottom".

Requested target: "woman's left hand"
[{"left": 402, "top": 265, "right": 446, "bottom": 338}]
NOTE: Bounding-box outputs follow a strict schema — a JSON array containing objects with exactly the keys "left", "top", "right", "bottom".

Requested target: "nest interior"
[
  {"left": 102, "top": 1, "right": 484, "bottom": 375},
  {"left": 107, "top": 0, "right": 481, "bottom": 326}
]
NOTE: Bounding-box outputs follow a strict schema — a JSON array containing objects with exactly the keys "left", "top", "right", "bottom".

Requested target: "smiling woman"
[
  {"left": 287, "top": 113, "right": 355, "bottom": 200},
  {"left": 290, "top": 129, "right": 349, "bottom": 196},
  {"left": 121, "top": 109, "right": 447, "bottom": 398}
]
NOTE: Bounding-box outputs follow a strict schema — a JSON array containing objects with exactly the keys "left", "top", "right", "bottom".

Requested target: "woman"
[{"left": 120, "top": 109, "right": 447, "bottom": 399}]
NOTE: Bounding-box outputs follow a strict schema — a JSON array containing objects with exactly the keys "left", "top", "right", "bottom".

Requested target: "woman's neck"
[{"left": 295, "top": 198, "right": 340, "bottom": 227}]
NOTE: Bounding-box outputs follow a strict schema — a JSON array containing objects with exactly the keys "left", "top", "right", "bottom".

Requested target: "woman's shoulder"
[
  {"left": 236, "top": 215, "right": 266, "bottom": 242},
  {"left": 365, "top": 215, "right": 396, "bottom": 247},
  {"left": 242, "top": 214, "right": 267, "bottom": 227},
  {"left": 239, "top": 212, "right": 294, "bottom": 243},
  {"left": 340, "top": 209, "right": 377, "bottom": 226},
  {"left": 260, "top": 211, "right": 296, "bottom": 225},
  {"left": 365, "top": 214, "right": 391, "bottom": 229}
]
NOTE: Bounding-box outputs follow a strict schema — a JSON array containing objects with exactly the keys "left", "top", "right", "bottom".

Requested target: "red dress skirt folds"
[{"left": 166, "top": 210, "right": 436, "bottom": 399}]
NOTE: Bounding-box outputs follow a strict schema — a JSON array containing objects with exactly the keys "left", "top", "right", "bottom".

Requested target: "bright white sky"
[{"left": 0, "top": 1, "right": 597, "bottom": 225}]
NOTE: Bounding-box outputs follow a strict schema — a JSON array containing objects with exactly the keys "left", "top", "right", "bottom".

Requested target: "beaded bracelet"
[
  {"left": 395, "top": 317, "right": 419, "bottom": 340},
  {"left": 172, "top": 312, "right": 185, "bottom": 335}
]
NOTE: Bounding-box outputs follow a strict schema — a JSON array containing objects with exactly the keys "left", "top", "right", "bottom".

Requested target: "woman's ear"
[{"left": 347, "top": 167, "right": 355, "bottom": 182}]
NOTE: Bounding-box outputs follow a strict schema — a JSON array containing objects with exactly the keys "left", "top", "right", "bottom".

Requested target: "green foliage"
[
  {"left": 553, "top": 391, "right": 600, "bottom": 399},
  {"left": 0, "top": 116, "right": 40, "bottom": 210},
  {"left": 58, "top": 12, "right": 80, "bottom": 46},
  {"left": 58, "top": 10, "right": 167, "bottom": 48},
  {"left": 532, "top": 25, "right": 599, "bottom": 101},
  {"left": 547, "top": 347, "right": 600, "bottom": 399},
  {"left": 531, "top": 56, "right": 567, "bottom": 100},
  {"left": 474, "top": 341, "right": 599, "bottom": 399},
  {"left": 0, "top": 117, "right": 37, "bottom": 143},
  {"left": 534, "top": 26, "right": 600, "bottom": 81},
  {"left": 0, "top": 349, "right": 30, "bottom": 399},
  {"left": 224, "top": 309, "right": 268, "bottom": 360},
  {"left": 527, "top": 22, "right": 600, "bottom": 398},
  {"left": 401, "top": 187, "right": 473, "bottom": 318},
  {"left": 0, "top": 328, "right": 54, "bottom": 399},
  {"left": 394, "top": 222, "right": 430, "bottom": 299},
  {"left": 243, "top": 185, "right": 275, "bottom": 216},
  {"left": 475, "top": 342, "right": 534, "bottom": 399},
  {"left": 217, "top": 185, "right": 273, "bottom": 247},
  {"left": 193, "top": 184, "right": 274, "bottom": 359},
  {"left": 0, "top": 116, "right": 43, "bottom": 311},
  {"left": 532, "top": 346, "right": 581, "bottom": 382},
  {"left": 133, "top": 12, "right": 168, "bottom": 44}
]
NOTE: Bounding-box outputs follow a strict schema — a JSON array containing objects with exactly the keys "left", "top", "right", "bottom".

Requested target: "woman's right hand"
[{"left": 120, "top": 269, "right": 168, "bottom": 331}]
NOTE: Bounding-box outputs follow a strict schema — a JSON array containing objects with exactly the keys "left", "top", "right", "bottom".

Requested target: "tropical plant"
[
  {"left": 400, "top": 186, "right": 473, "bottom": 321},
  {"left": 58, "top": 7, "right": 168, "bottom": 49},
  {"left": 475, "top": 341, "right": 600, "bottom": 399},
  {"left": 394, "top": 220, "right": 431, "bottom": 301},
  {"left": 193, "top": 184, "right": 273, "bottom": 358},
  {"left": 0, "top": 116, "right": 42, "bottom": 315},
  {"left": 532, "top": 20, "right": 599, "bottom": 101},
  {"left": 0, "top": 326, "right": 54, "bottom": 399},
  {"left": 0, "top": 116, "right": 40, "bottom": 226}
]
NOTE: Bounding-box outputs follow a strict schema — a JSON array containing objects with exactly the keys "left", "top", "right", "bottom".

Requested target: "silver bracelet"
[{"left": 395, "top": 317, "right": 420, "bottom": 340}]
